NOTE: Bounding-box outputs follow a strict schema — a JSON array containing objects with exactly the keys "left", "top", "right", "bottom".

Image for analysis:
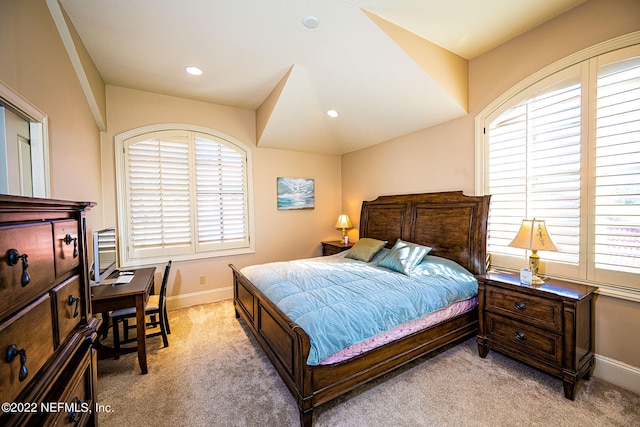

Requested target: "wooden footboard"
[
  {"left": 231, "top": 264, "right": 315, "bottom": 424},
  {"left": 230, "top": 263, "right": 478, "bottom": 426}
]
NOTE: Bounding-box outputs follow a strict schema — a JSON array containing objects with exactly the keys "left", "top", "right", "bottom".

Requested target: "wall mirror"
[{"left": 0, "top": 81, "right": 49, "bottom": 198}]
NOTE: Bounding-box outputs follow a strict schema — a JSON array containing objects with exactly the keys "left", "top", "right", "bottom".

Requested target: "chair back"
[{"left": 158, "top": 260, "right": 172, "bottom": 308}]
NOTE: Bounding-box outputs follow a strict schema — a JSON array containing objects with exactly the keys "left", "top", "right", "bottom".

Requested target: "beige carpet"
[{"left": 96, "top": 300, "right": 640, "bottom": 426}]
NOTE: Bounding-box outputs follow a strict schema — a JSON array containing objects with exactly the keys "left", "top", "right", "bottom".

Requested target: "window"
[
  {"left": 115, "top": 125, "right": 254, "bottom": 266},
  {"left": 594, "top": 52, "right": 640, "bottom": 283},
  {"left": 479, "top": 43, "right": 640, "bottom": 291}
]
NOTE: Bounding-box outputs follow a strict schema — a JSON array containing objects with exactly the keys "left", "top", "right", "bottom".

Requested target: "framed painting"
[{"left": 277, "top": 177, "right": 315, "bottom": 210}]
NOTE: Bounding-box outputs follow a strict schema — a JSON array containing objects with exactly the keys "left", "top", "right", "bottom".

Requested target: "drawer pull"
[
  {"left": 514, "top": 302, "right": 526, "bottom": 311},
  {"left": 68, "top": 295, "right": 81, "bottom": 318},
  {"left": 67, "top": 397, "right": 83, "bottom": 423},
  {"left": 7, "top": 249, "right": 31, "bottom": 287},
  {"left": 64, "top": 234, "right": 79, "bottom": 258},
  {"left": 514, "top": 331, "right": 527, "bottom": 341},
  {"left": 6, "top": 344, "right": 29, "bottom": 382}
]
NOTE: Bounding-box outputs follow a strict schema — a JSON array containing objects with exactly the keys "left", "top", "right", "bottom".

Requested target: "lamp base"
[
  {"left": 531, "top": 275, "right": 545, "bottom": 285},
  {"left": 529, "top": 251, "right": 544, "bottom": 285}
]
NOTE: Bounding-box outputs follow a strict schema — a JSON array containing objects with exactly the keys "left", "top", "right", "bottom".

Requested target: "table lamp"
[
  {"left": 335, "top": 214, "right": 353, "bottom": 244},
  {"left": 508, "top": 218, "right": 557, "bottom": 285}
]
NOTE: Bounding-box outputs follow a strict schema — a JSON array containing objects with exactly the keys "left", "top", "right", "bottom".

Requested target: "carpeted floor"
[{"left": 96, "top": 300, "right": 640, "bottom": 426}]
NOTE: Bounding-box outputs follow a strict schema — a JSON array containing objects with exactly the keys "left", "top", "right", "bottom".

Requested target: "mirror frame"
[{"left": 0, "top": 80, "right": 50, "bottom": 198}]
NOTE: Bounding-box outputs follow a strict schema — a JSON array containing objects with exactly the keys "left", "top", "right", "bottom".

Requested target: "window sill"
[{"left": 120, "top": 246, "right": 256, "bottom": 269}]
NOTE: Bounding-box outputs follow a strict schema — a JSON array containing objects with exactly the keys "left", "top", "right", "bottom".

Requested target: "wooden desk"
[{"left": 90, "top": 267, "right": 156, "bottom": 374}]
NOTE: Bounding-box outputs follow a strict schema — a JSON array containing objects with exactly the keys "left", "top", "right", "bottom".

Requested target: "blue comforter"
[{"left": 240, "top": 251, "right": 478, "bottom": 365}]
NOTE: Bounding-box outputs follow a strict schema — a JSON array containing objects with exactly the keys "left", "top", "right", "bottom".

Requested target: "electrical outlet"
[{"left": 199, "top": 275, "right": 206, "bottom": 284}]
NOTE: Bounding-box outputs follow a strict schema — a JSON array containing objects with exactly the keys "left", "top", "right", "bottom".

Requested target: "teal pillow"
[
  {"left": 345, "top": 238, "right": 388, "bottom": 262},
  {"left": 378, "top": 239, "right": 431, "bottom": 275}
]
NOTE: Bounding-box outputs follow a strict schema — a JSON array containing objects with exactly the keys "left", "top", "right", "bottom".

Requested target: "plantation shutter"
[
  {"left": 595, "top": 55, "right": 640, "bottom": 276},
  {"left": 126, "top": 133, "right": 192, "bottom": 258},
  {"left": 119, "top": 128, "right": 253, "bottom": 264},
  {"left": 486, "top": 104, "right": 527, "bottom": 258},
  {"left": 487, "top": 75, "right": 582, "bottom": 268},
  {"left": 195, "top": 136, "right": 248, "bottom": 250}
]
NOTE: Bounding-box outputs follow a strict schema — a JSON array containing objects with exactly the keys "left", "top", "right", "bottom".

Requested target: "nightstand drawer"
[
  {"left": 485, "top": 286, "right": 562, "bottom": 332},
  {"left": 323, "top": 245, "right": 343, "bottom": 256},
  {"left": 486, "top": 312, "right": 562, "bottom": 365},
  {"left": 321, "top": 241, "right": 353, "bottom": 256}
]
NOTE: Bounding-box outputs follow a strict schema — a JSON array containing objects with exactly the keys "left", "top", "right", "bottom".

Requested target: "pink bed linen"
[{"left": 319, "top": 297, "right": 478, "bottom": 365}]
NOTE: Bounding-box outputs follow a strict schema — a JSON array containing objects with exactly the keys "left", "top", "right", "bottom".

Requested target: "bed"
[{"left": 229, "top": 191, "right": 490, "bottom": 426}]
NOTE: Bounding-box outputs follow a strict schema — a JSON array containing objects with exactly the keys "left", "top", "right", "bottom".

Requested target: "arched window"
[
  {"left": 477, "top": 42, "right": 640, "bottom": 291},
  {"left": 115, "top": 125, "right": 254, "bottom": 266}
]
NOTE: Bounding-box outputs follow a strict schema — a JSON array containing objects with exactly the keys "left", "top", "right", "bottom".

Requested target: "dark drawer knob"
[
  {"left": 6, "top": 344, "right": 28, "bottom": 382},
  {"left": 64, "top": 234, "right": 79, "bottom": 258},
  {"left": 68, "top": 295, "right": 81, "bottom": 318},
  {"left": 514, "top": 302, "right": 526, "bottom": 311},
  {"left": 7, "top": 249, "right": 31, "bottom": 287},
  {"left": 67, "top": 397, "right": 83, "bottom": 423},
  {"left": 514, "top": 331, "right": 527, "bottom": 341}
]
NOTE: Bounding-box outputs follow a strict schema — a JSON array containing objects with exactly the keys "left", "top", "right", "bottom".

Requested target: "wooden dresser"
[
  {"left": 476, "top": 272, "right": 598, "bottom": 400},
  {"left": 0, "top": 195, "right": 100, "bottom": 426}
]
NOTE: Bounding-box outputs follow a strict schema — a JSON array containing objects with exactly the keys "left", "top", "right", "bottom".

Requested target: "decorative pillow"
[
  {"left": 345, "top": 238, "right": 388, "bottom": 262},
  {"left": 378, "top": 239, "right": 431, "bottom": 275}
]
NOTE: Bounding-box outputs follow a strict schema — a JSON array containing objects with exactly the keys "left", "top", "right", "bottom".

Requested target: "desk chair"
[{"left": 111, "top": 261, "right": 172, "bottom": 348}]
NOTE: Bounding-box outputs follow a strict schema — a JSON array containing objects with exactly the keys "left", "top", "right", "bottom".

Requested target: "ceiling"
[{"left": 59, "top": 0, "right": 587, "bottom": 155}]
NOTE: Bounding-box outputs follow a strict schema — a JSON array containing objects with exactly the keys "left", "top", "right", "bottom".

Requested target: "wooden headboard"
[{"left": 359, "top": 191, "right": 490, "bottom": 275}]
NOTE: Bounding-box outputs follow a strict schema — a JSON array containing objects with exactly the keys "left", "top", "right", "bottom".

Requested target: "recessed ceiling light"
[
  {"left": 326, "top": 109, "right": 340, "bottom": 118},
  {"left": 302, "top": 16, "right": 319, "bottom": 29},
  {"left": 185, "top": 66, "right": 203, "bottom": 76}
]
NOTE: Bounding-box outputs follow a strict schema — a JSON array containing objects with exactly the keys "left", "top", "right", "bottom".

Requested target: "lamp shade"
[
  {"left": 508, "top": 218, "right": 558, "bottom": 252},
  {"left": 335, "top": 214, "right": 352, "bottom": 230}
]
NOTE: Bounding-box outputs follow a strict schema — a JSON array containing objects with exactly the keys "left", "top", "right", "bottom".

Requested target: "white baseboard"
[
  {"left": 594, "top": 354, "right": 640, "bottom": 395},
  {"left": 166, "top": 286, "right": 233, "bottom": 311}
]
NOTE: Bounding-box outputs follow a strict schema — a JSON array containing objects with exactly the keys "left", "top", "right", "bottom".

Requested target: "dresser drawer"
[
  {"left": 0, "top": 223, "right": 56, "bottom": 319},
  {"left": 485, "top": 285, "right": 562, "bottom": 332},
  {"left": 44, "top": 350, "right": 92, "bottom": 427},
  {"left": 53, "top": 220, "right": 80, "bottom": 278},
  {"left": 486, "top": 312, "right": 562, "bottom": 366},
  {"left": 52, "top": 276, "right": 83, "bottom": 347},
  {"left": 0, "top": 294, "right": 55, "bottom": 407}
]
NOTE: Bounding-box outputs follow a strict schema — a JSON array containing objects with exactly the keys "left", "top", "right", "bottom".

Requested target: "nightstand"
[
  {"left": 476, "top": 272, "right": 598, "bottom": 400},
  {"left": 321, "top": 240, "right": 354, "bottom": 256}
]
